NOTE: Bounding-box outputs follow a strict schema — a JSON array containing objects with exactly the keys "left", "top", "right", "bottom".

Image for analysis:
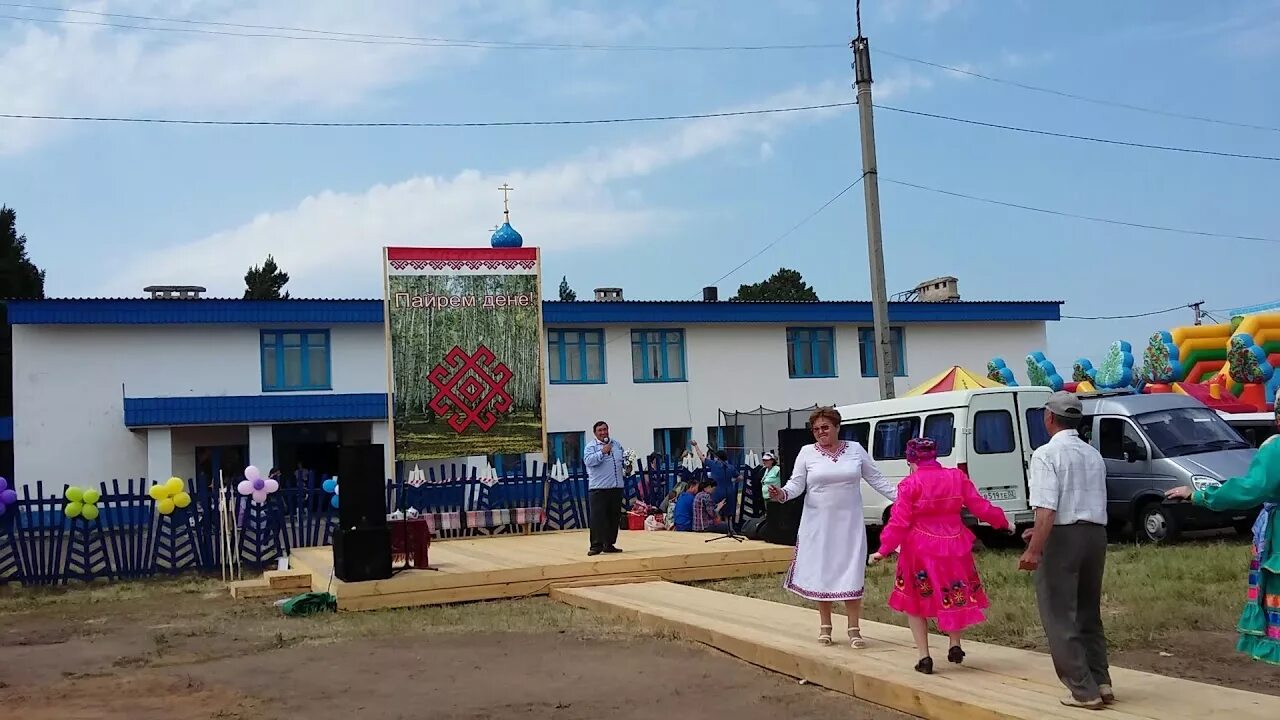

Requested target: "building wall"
[{"left": 10, "top": 318, "right": 1046, "bottom": 488}]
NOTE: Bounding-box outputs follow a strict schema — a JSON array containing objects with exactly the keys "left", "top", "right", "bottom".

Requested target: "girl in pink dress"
[{"left": 869, "top": 437, "right": 1013, "bottom": 675}]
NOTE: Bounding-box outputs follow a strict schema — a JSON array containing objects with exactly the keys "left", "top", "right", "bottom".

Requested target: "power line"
[
  {"left": 1061, "top": 304, "right": 1193, "bottom": 321},
  {"left": 0, "top": 100, "right": 856, "bottom": 128},
  {"left": 0, "top": 4, "right": 840, "bottom": 51},
  {"left": 881, "top": 177, "right": 1280, "bottom": 245},
  {"left": 877, "top": 104, "right": 1280, "bottom": 162},
  {"left": 876, "top": 48, "right": 1280, "bottom": 135}
]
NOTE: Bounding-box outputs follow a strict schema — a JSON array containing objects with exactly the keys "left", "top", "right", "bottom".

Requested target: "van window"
[
  {"left": 973, "top": 410, "right": 1015, "bottom": 454},
  {"left": 1098, "top": 418, "right": 1146, "bottom": 460},
  {"left": 923, "top": 413, "right": 955, "bottom": 456},
  {"left": 1026, "top": 408, "right": 1050, "bottom": 449},
  {"left": 873, "top": 417, "right": 920, "bottom": 460},
  {"left": 840, "top": 422, "right": 870, "bottom": 448}
]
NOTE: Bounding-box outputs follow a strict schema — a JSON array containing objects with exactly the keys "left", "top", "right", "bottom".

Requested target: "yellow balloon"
[
  {"left": 148, "top": 484, "right": 167, "bottom": 501},
  {"left": 166, "top": 477, "right": 184, "bottom": 494},
  {"left": 64, "top": 501, "right": 83, "bottom": 518},
  {"left": 173, "top": 491, "right": 192, "bottom": 509},
  {"left": 65, "top": 486, "right": 83, "bottom": 503},
  {"left": 80, "top": 504, "right": 99, "bottom": 521},
  {"left": 157, "top": 498, "right": 176, "bottom": 515},
  {"left": 82, "top": 489, "right": 101, "bottom": 505}
]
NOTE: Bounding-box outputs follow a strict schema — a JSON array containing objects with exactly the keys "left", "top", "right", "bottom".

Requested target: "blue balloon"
[
  {"left": 321, "top": 478, "right": 338, "bottom": 494},
  {"left": 330, "top": 495, "right": 340, "bottom": 509}
]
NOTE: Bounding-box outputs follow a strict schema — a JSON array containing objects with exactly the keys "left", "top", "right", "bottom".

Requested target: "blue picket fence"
[{"left": 0, "top": 461, "right": 766, "bottom": 586}]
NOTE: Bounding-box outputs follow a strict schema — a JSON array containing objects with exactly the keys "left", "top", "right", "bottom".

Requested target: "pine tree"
[
  {"left": 0, "top": 206, "right": 45, "bottom": 299},
  {"left": 244, "top": 254, "right": 291, "bottom": 299},
  {"left": 558, "top": 276, "right": 577, "bottom": 302},
  {"left": 731, "top": 267, "right": 818, "bottom": 301}
]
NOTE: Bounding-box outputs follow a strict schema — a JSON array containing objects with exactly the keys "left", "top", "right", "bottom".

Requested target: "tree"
[
  {"left": 0, "top": 206, "right": 45, "bottom": 299},
  {"left": 244, "top": 254, "right": 290, "bottom": 299},
  {"left": 731, "top": 267, "right": 817, "bottom": 302},
  {"left": 558, "top": 275, "right": 577, "bottom": 302}
]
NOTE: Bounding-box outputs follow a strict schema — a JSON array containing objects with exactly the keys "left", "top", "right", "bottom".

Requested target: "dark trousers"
[
  {"left": 1035, "top": 523, "right": 1112, "bottom": 700},
  {"left": 588, "top": 488, "right": 623, "bottom": 551}
]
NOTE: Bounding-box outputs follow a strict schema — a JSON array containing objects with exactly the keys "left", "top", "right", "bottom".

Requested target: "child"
[
  {"left": 869, "top": 437, "right": 1013, "bottom": 675},
  {"left": 671, "top": 483, "right": 697, "bottom": 531}
]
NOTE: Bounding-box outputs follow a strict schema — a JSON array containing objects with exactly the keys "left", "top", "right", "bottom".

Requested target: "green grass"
[
  {"left": 702, "top": 540, "right": 1253, "bottom": 652},
  {"left": 394, "top": 409, "right": 544, "bottom": 461}
]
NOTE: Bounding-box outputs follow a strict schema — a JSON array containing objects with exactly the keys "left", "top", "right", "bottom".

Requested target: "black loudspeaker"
[
  {"left": 762, "top": 499, "right": 803, "bottom": 546},
  {"left": 740, "top": 516, "right": 768, "bottom": 540},
  {"left": 338, "top": 444, "right": 387, "bottom": 529},
  {"left": 333, "top": 526, "right": 393, "bottom": 582}
]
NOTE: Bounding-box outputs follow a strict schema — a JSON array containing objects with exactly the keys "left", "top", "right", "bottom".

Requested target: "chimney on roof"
[
  {"left": 594, "top": 287, "right": 623, "bottom": 302},
  {"left": 144, "top": 285, "right": 206, "bottom": 300},
  {"left": 914, "top": 276, "right": 959, "bottom": 302},
  {"left": 702, "top": 286, "right": 718, "bottom": 302}
]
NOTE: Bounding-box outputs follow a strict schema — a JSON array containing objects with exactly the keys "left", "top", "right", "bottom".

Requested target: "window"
[
  {"left": 873, "top": 417, "right": 920, "bottom": 460},
  {"left": 489, "top": 454, "right": 525, "bottom": 477},
  {"left": 857, "top": 327, "right": 906, "bottom": 377},
  {"left": 923, "top": 413, "right": 955, "bottom": 456},
  {"left": 1026, "top": 408, "right": 1051, "bottom": 449},
  {"left": 840, "top": 422, "right": 870, "bottom": 448},
  {"left": 547, "top": 329, "right": 605, "bottom": 384},
  {"left": 653, "top": 427, "right": 692, "bottom": 460},
  {"left": 1098, "top": 418, "right": 1149, "bottom": 461},
  {"left": 707, "top": 425, "right": 746, "bottom": 465},
  {"left": 973, "top": 410, "right": 1016, "bottom": 454},
  {"left": 261, "top": 330, "right": 331, "bottom": 391},
  {"left": 631, "top": 330, "right": 687, "bottom": 382},
  {"left": 786, "top": 327, "right": 836, "bottom": 378},
  {"left": 547, "top": 431, "right": 585, "bottom": 467}
]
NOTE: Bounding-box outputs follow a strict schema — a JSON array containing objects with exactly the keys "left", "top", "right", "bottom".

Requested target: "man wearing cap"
[{"left": 1021, "top": 391, "right": 1112, "bottom": 710}]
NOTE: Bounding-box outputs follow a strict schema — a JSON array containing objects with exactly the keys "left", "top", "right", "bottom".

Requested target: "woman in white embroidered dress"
[{"left": 768, "top": 406, "right": 897, "bottom": 648}]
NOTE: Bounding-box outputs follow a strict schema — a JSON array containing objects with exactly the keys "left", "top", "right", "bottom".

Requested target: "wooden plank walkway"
[
  {"left": 552, "top": 580, "right": 1280, "bottom": 720},
  {"left": 287, "top": 531, "right": 792, "bottom": 611}
]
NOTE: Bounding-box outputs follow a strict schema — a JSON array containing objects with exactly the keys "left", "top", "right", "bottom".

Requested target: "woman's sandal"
[
  {"left": 818, "top": 625, "right": 833, "bottom": 646},
  {"left": 915, "top": 657, "right": 934, "bottom": 674},
  {"left": 948, "top": 646, "right": 966, "bottom": 664},
  {"left": 848, "top": 627, "right": 867, "bottom": 649}
]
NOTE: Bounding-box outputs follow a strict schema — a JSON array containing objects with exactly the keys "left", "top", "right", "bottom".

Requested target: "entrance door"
[
  {"left": 964, "top": 392, "right": 1028, "bottom": 516},
  {"left": 195, "top": 445, "right": 248, "bottom": 494}
]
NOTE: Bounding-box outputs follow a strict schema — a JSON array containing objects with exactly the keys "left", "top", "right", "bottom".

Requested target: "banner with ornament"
[{"left": 383, "top": 247, "right": 546, "bottom": 467}]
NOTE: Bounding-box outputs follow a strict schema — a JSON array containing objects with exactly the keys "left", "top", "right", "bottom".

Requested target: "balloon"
[
  {"left": 334, "top": 485, "right": 340, "bottom": 496},
  {"left": 237, "top": 480, "right": 253, "bottom": 496},
  {"left": 264, "top": 478, "right": 279, "bottom": 493},
  {"left": 82, "top": 488, "right": 101, "bottom": 505},
  {"left": 65, "top": 501, "right": 83, "bottom": 518},
  {"left": 244, "top": 465, "right": 261, "bottom": 483},
  {"left": 148, "top": 484, "right": 166, "bottom": 500},
  {"left": 330, "top": 495, "right": 339, "bottom": 509},
  {"left": 157, "top": 498, "right": 175, "bottom": 515},
  {"left": 251, "top": 489, "right": 269, "bottom": 505},
  {"left": 321, "top": 478, "right": 337, "bottom": 494},
  {"left": 80, "top": 504, "right": 99, "bottom": 521},
  {"left": 0, "top": 503, "right": 6, "bottom": 516},
  {"left": 252, "top": 478, "right": 265, "bottom": 491},
  {"left": 65, "top": 487, "right": 83, "bottom": 503},
  {"left": 166, "top": 477, "right": 184, "bottom": 494},
  {"left": 0, "top": 477, "right": 8, "bottom": 492},
  {"left": 173, "top": 491, "right": 192, "bottom": 509},
  {"left": 0, "top": 489, "right": 16, "bottom": 505}
]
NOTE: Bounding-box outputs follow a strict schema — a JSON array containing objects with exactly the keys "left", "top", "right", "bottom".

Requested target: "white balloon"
[
  {"left": 264, "top": 478, "right": 279, "bottom": 493},
  {"left": 244, "top": 465, "right": 262, "bottom": 482},
  {"left": 251, "top": 489, "right": 269, "bottom": 505}
]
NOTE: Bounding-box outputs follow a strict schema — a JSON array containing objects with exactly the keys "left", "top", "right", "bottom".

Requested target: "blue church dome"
[{"left": 490, "top": 221, "right": 523, "bottom": 248}]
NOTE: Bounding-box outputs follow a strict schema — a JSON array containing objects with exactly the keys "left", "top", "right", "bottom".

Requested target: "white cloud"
[
  {"left": 98, "top": 80, "right": 888, "bottom": 298},
  {"left": 759, "top": 141, "right": 775, "bottom": 160}
]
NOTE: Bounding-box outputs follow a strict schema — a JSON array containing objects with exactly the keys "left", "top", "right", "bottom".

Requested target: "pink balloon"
[
  {"left": 251, "top": 489, "right": 269, "bottom": 504},
  {"left": 264, "top": 478, "right": 279, "bottom": 493},
  {"left": 244, "top": 465, "right": 262, "bottom": 483},
  {"left": 237, "top": 479, "right": 253, "bottom": 495}
]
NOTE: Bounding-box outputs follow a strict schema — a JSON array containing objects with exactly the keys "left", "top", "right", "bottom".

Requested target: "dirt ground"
[{"left": 0, "top": 578, "right": 908, "bottom": 720}]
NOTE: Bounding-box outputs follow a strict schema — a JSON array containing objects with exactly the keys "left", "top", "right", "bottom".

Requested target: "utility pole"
[
  {"left": 1191, "top": 300, "right": 1205, "bottom": 326},
  {"left": 852, "top": 34, "right": 895, "bottom": 400}
]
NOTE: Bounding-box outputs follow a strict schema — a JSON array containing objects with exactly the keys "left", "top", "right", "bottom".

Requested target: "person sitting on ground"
[
  {"left": 671, "top": 482, "right": 699, "bottom": 532},
  {"left": 692, "top": 480, "right": 726, "bottom": 533}
]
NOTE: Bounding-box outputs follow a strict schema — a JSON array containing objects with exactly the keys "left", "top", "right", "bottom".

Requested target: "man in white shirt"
[{"left": 1020, "top": 391, "right": 1113, "bottom": 710}]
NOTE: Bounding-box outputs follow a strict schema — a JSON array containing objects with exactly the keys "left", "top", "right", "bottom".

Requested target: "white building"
[{"left": 3, "top": 288, "right": 1058, "bottom": 490}]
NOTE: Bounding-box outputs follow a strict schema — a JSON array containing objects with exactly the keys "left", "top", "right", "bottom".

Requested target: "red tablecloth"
[{"left": 388, "top": 518, "right": 432, "bottom": 569}]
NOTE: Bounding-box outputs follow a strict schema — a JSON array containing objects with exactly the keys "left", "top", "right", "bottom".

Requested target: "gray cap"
[{"left": 1045, "top": 390, "right": 1083, "bottom": 417}]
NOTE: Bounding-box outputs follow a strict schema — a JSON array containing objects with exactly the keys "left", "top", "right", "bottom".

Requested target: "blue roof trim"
[
  {"left": 0, "top": 416, "right": 11, "bottom": 442},
  {"left": 6, "top": 298, "right": 1061, "bottom": 325},
  {"left": 123, "top": 393, "right": 388, "bottom": 427}
]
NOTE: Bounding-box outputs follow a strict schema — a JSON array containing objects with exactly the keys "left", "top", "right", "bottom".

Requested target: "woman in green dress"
[{"left": 1166, "top": 417, "right": 1280, "bottom": 666}]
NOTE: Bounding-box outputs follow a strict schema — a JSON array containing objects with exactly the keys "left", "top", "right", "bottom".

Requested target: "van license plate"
[{"left": 981, "top": 488, "right": 1016, "bottom": 502}]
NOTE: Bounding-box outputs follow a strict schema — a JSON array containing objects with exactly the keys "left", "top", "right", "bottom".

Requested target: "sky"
[{"left": 2, "top": 0, "right": 1280, "bottom": 369}]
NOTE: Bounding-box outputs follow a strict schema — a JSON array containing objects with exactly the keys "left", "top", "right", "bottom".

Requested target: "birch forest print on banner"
[{"left": 384, "top": 247, "right": 545, "bottom": 463}]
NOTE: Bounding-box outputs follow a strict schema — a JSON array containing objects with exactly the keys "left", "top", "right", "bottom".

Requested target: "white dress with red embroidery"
[{"left": 779, "top": 442, "right": 897, "bottom": 601}]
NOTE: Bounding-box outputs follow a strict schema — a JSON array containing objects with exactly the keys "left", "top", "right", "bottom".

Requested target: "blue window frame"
[
  {"left": 631, "top": 329, "right": 687, "bottom": 382},
  {"left": 547, "top": 329, "right": 605, "bottom": 384},
  {"left": 858, "top": 327, "right": 907, "bottom": 378},
  {"left": 260, "top": 330, "right": 331, "bottom": 391},
  {"left": 489, "top": 454, "right": 525, "bottom": 477},
  {"left": 706, "top": 425, "right": 746, "bottom": 465},
  {"left": 653, "top": 427, "right": 692, "bottom": 460},
  {"left": 786, "top": 327, "right": 836, "bottom": 378},
  {"left": 547, "top": 431, "right": 586, "bottom": 467}
]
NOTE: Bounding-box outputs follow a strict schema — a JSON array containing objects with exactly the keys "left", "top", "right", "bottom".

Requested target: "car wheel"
[{"left": 1135, "top": 501, "right": 1181, "bottom": 544}]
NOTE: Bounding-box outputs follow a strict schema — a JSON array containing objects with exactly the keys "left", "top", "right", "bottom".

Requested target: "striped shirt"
[
  {"left": 1028, "top": 429, "right": 1108, "bottom": 526},
  {"left": 692, "top": 491, "right": 718, "bottom": 532}
]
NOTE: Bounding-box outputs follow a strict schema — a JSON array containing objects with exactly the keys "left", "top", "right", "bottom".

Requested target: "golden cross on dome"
[{"left": 498, "top": 183, "right": 514, "bottom": 222}]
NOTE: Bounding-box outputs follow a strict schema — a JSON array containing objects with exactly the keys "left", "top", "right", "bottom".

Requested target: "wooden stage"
[
  {"left": 553, "top": 580, "right": 1280, "bottom": 720},
  {"left": 288, "top": 530, "right": 792, "bottom": 612}
]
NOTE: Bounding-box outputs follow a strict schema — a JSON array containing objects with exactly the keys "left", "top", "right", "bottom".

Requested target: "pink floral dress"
[{"left": 875, "top": 460, "right": 1010, "bottom": 632}]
